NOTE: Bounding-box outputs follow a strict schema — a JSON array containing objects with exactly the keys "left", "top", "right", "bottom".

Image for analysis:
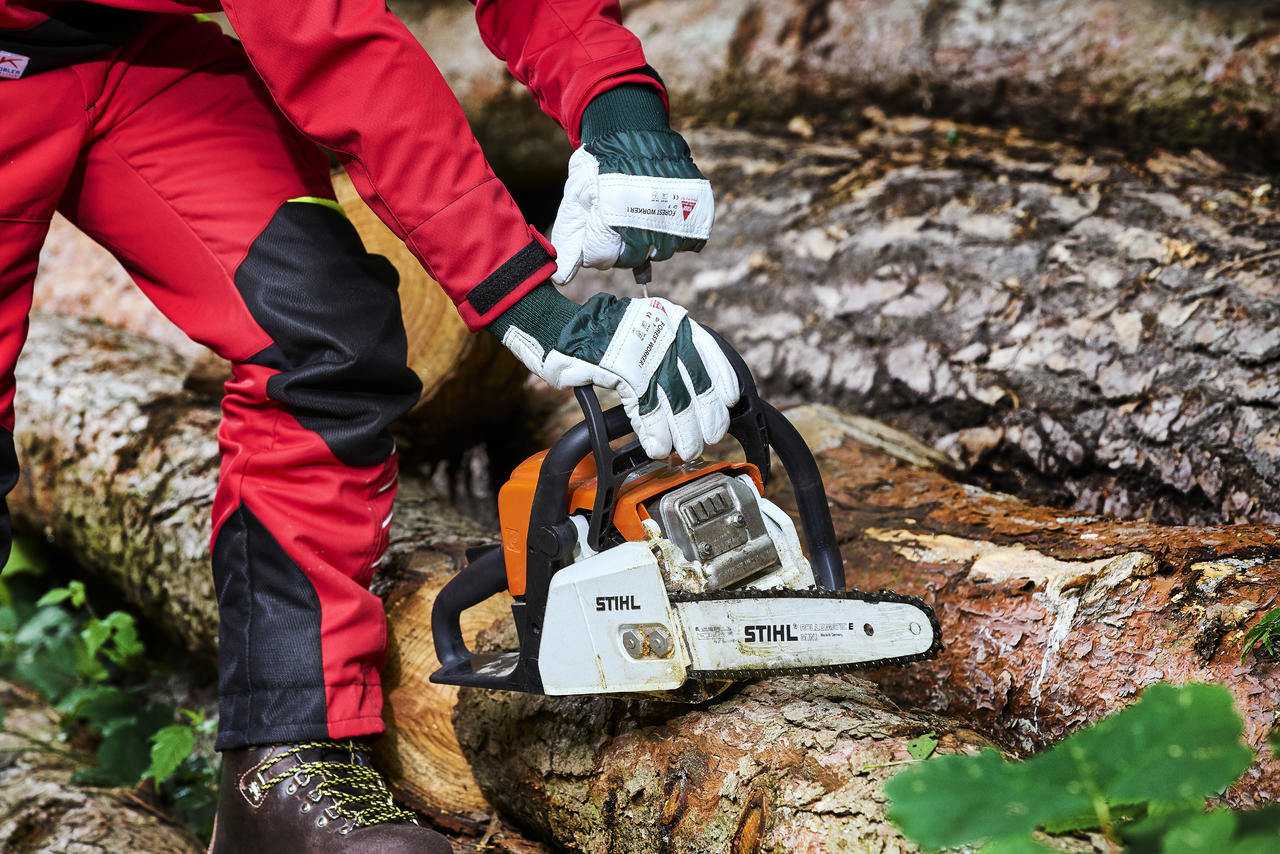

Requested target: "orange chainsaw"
[{"left": 430, "top": 332, "right": 940, "bottom": 700}]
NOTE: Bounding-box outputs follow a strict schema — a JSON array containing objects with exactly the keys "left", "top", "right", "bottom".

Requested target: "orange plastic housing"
[{"left": 497, "top": 453, "right": 764, "bottom": 596}]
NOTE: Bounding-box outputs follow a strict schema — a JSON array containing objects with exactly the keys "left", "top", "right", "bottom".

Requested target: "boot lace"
[{"left": 256, "top": 740, "right": 419, "bottom": 833}]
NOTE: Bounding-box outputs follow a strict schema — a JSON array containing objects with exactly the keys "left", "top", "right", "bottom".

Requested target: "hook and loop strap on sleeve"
[{"left": 464, "top": 240, "right": 556, "bottom": 317}]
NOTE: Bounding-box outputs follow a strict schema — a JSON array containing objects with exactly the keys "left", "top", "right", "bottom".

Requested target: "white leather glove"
[
  {"left": 494, "top": 287, "right": 739, "bottom": 461},
  {"left": 551, "top": 144, "right": 714, "bottom": 286}
]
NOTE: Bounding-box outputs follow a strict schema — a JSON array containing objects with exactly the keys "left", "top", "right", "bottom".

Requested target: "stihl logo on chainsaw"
[
  {"left": 743, "top": 624, "right": 800, "bottom": 642},
  {"left": 681, "top": 198, "right": 697, "bottom": 220},
  {"left": 596, "top": 595, "right": 640, "bottom": 611},
  {"left": 0, "top": 51, "right": 30, "bottom": 80}
]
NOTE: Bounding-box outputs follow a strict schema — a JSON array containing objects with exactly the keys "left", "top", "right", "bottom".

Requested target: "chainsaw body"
[{"left": 430, "top": 334, "right": 941, "bottom": 699}]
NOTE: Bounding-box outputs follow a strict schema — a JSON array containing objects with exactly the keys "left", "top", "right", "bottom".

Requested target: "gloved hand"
[
  {"left": 551, "top": 84, "right": 714, "bottom": 285},
  {"left": 489, "top": 283, "right": 739, "bottom": 461}
]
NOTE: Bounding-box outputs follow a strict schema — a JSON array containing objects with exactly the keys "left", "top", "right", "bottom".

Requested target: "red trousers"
[{"left": 0, "top": 16, "right": 422, "bottom": 749}]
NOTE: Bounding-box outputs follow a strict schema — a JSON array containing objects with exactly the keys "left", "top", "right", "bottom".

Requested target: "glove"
[
  {"left": 489, "top": 283, "right": 739, "bottom": 461},
  {"left": 551, "top": 84, "right": 714, "bottom": 285}
]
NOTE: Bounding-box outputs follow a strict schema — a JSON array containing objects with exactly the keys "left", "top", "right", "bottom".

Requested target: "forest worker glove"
[
  {"left": 489, "top": 283, "right": 740, "bottom": 461},
  {"left": 551, "top": 84, "right": 714, "bottom": 285}
]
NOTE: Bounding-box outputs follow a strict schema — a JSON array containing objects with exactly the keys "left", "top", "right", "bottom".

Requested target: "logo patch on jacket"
[
  {"left": 0, "top": 51, "right": 30, "bottom": 79},
  {"left": 681, "top": 198, "right": 697, "bottom": 220}
]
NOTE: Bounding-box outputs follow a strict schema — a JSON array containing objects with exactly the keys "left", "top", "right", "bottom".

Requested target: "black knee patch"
[
  {"left": 235, "top": 201, "right": 422, "bottom": 467},
  {"left": 0, "top": 429, "right": 16, "bottom": 569},
  {"left": 212, "top": 503, "right": 329, "bottom": 750}
]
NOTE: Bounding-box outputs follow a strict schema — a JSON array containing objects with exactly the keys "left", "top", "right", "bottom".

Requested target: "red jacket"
[{"left": 1, "top": 0, "right": 665, "bottom": 329}]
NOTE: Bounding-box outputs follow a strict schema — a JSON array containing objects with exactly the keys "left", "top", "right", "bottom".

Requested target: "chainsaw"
[{"left": 430, "top": 331, "right": 941, "bottom": 701}]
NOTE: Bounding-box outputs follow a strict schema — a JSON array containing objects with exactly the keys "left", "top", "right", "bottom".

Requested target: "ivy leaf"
[
  {"left": 907, "top": 732, "right": 939, "bottom": 761},
  {"left": 144, "top": 725, "right": 196, "bottom": 791},
  {"left": 886, "top": 683, "right": 1254, "bottom": 851}
]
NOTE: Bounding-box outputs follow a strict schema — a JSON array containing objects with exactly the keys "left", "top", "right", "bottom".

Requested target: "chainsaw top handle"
[{"left": 568, "top": 328, "right": 844, "bottom": 591}]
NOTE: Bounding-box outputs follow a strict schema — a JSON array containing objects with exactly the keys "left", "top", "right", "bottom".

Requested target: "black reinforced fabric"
[
  {"left": 0, "top": 3, "right": 148, "bottom": 77},
  {"left": 235, "top": 201, "right": 422, "bottom": 467},
  {"left": 465, "top": 240, "right": 555, "bottom": 316},
  {"left": 213, "top": 503, "right": 329, "bottom": 751},
  {"left": 0, "top": 429, "right": 17, "bottom": 570}
]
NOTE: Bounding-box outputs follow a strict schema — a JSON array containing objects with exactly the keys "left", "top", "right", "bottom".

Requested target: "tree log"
[
  {"left": 559, "top": 119, "right": 1280, "bottom": 528},
  {"left": 12, "top": 311, "right": 1278, "bottom": 848},
  {"left": 0, "top": 679, "right": 203, "bottom": 853},
  {"left": 395, "top": 0, "right": 1280, "bottom": 174},
  {"left": 770, "top": 405, "right": 1280, "bottom": 809},
  {"left": 455, "top": 674, "right": 998, "bottom": 854}
]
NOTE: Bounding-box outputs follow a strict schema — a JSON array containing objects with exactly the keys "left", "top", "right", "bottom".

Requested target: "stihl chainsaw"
[{"left": 430, "top": 332, "right": 941, "bottom": 700}]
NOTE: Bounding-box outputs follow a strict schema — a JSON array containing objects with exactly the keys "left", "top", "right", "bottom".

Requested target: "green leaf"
[
  {"left": 2, "top": 538, "right": 47, "bottom": 578},
  {"left": 144, "top": 725, "right": 196, "bottom": 790},
  {"left": 980, "top": 837, "right": 1058, "bottom": 854},
  {"left": 59, "top": 685, "right": 141, "bottom": 735},
  {"left": 1241, "top": 608, "right": 1280, "bottom": 663},
  {"left": 101, "top": 611, "right": 143, "bottom": 666},
  {"left": 907, "top": 732, "right": 938, "bottom": 761},
  {"left": 1269, "top": 728, "right": 1279, "bottom": 758},
  {"left": 886, "top": 683, "right": 1253, "bottom": 851},
  {"left": 1160, "top": 809, "right": 1238, "bottom": 854},
  {"left": 81, "top": 618, "right": 112, "bottom": 660},
  {"left": 35, "top": 588, "right": 73, "bottom": 607}
]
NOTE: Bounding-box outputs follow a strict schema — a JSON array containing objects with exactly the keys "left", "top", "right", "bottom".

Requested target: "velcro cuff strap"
[
  {"left": 465, "top": 240, "right": 556, "bottom": 316},
  {"left": 596, "top": 175, "right": 714, "bottom": 238}
]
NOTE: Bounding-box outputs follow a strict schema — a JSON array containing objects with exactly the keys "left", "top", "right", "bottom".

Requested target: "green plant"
[
  {"left": 1241, "top": 608, "right": 1280, "bottom": 663},
  {"left": 0, "top": 537, "right": 219, "bottom": 837},
  {"left": 886, "top": 683, "right": 1280, "bottom": 852}
]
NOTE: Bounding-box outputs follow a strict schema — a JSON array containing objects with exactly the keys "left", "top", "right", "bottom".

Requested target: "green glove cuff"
[
  {"left": 486, "top": 282, "right": 581, "bottom": 354},
  {"left": 580, "top": 83, "right": 669, "bottom": 148}
]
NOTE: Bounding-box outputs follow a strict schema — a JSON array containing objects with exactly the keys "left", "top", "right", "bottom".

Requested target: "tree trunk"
[
  {"left": 454, "top": 674, "right": 998, "bottom": 854},
  {"left": 395, "top": 0, "right": 1280, "bottom": 174},
  {"left": 559, "top": 119, "right": 1280, "bottom": 528},
  {"left": 777, "top": 405, "right": 1280, "bottom": 809},
  {"left": 0, "top": 679, "right": 203, "bottom": 853}
]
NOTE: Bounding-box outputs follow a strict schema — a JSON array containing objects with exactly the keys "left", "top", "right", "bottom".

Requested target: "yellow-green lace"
[{"left": 258, "top": 740, "right": 419, "bottom": 829}]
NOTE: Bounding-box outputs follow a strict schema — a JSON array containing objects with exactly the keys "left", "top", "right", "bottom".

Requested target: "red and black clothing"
[{"left": 0, "top": 0, "right": 662, "bottom": 748}]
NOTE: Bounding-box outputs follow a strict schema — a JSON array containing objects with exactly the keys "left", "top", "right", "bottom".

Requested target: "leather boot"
[{"left": 208, "top": 740, "right": 452, "bottom": 853}]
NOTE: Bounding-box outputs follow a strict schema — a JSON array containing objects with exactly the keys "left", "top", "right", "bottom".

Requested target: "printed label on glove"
[
  {"left": 0, "top": 51, "right": 30, "bottom": 80},
  {"left": 597, "top": 175, "right": 714, "bottom": 239}
]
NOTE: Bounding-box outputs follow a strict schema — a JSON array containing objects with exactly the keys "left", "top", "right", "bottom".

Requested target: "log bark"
[
  {"left": 559, "top": 119, "right": 1280, "bottom": 528},
  {"left": 454, "top": 674, "right": 998, "bottom": 854},
  {"left": 769, "top": 405, "right": 1280, "bottom": 809},
  {"left": 395, "top": 0, "right": 1280, "bottom": 173},
  {"left": 0, "top": 679, "right": 203, "bottom": 853}
]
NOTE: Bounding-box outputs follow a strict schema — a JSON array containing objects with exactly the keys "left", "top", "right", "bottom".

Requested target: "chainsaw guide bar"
[{"left": 669, "top": 587, "right": 944, "bottom": 684}]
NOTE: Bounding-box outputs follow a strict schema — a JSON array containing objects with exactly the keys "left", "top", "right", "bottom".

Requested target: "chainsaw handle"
[
  {"left": 566, "top": 330, "right": 845, "bottom": 591},
  {"left": 431, "top": 545, "right": 508, "bottom": 670}
]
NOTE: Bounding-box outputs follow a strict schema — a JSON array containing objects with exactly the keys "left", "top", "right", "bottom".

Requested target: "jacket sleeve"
[
  {"left": 472, "top": 0, "right": 668, "bottom": 146},
  {"left": 218, "top": 0, "right": 556, "bottom": 330}
]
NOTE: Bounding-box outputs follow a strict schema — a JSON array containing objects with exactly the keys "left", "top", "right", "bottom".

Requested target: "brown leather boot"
[{"left": 208, "top": 740, "right": 452, "bottom": 853}]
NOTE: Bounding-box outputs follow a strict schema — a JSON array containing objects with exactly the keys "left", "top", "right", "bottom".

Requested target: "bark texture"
[
  {"left": 776, "top": 405, "right": 1280, "bottom": 808},
  {"left": 560, "top": 118, "right": 1280, "bottom": 528},
  {"left": 396, "top": 0, "right": 1280, "bottom": 172},
  {"left": 0, "top": 679, "right": 203, "bottom": 853},
  {"left": 454, "top": 673, "right": 996, "bottom": 854}
]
